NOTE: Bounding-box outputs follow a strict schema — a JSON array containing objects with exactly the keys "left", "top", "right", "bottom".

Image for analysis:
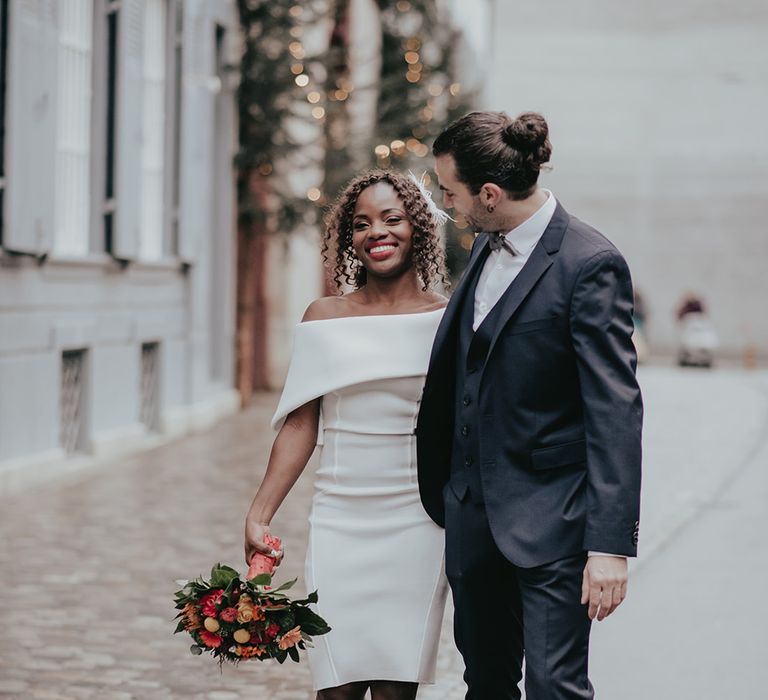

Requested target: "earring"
[{"left": 486, "top": 204, "right": 495, "bottom": 213}]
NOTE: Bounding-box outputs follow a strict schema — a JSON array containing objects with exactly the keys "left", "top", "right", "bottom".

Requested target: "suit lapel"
[
  {"left": 428, "top": 233, "right": 490, "bottom": 369},
  {"left": 483, "top": 202, "right": 571, "bottom": 361},
  {"left": 483, "top": 243, "right": 553, "bottom": 361}
]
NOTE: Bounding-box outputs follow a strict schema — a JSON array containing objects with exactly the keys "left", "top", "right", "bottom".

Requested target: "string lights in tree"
[
  {"left": 371, "top": 0, "right": 476, "bottom": 281},
  {"left": 236, "top": 0, "right": 330, "bottom": 231},
  {"left": 371, "top": 0, "right": 471, "bottom": 170}
]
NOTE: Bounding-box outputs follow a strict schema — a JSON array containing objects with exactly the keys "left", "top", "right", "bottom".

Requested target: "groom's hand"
[{"left": 581, "top": 556, "right": 628, "bottom": 621}]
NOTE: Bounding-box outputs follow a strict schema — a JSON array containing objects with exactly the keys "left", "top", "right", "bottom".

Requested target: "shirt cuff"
[{"left": 588, "top": 551, "right": 627, "bottom": 558}]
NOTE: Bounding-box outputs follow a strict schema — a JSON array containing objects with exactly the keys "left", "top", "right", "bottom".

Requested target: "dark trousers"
[{"left": 444, "top": 484, "right": 595, "bottom": 700}]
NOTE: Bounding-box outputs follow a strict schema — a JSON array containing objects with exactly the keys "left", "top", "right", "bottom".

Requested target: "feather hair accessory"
[{"left": 408, "top": 171, "right": 455, "bottom": 227}]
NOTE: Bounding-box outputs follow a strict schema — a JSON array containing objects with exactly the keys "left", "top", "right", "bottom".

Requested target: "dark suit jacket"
[{"left": 416, "top": 202, "right": 643, "bottom": 566}]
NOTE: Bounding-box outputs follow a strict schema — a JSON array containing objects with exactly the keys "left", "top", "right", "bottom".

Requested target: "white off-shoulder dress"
[{"left": 272, "top": 310, "right": 448, "bottom": 691}]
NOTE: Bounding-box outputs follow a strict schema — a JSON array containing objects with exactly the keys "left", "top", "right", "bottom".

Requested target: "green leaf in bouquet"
[
  {"left": 270, "top": 578, "right": 298, "bottom": 593},
  {"left": 288, "top": 645, "right": 300, "bottom": 663},
  {"left": 279, "top": 611, "right": 296, "bottom": 630},
  {"left": 292, "top": 590, "right": 319, "bottom": 606},
  {"left": 293, "top": 607, "right": 331, "bottom": 635},
  {"left": 180, "top": 580, "right": 208, "bottom": 599},
  {"left": 262, "top": 593, "right": 290, "bottom": 603},
  {"left": 190, "top": 576, "right": 208, "bottom": 589},
  {"left": 246, "top": 573, "right": 273, "bottom": 586},
  {"left": 174, "top": 621, "right": 186, "bottom": 634},
  {"left": 210, "top": 565, "right": 240, "bottom": 589},
  {"left": 173, "top": 582, "right": 195, "bottom": 598},
  {"left": 223, "top": 576, "right": 242, "bottom": 599},
  {"left": 275, "top": 649, "right": 288, "bottom": 664}
]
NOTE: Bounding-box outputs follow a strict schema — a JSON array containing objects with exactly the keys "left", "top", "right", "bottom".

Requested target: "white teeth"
[{"left": 370, "top": 244, "right": 396, "bottom": 254}]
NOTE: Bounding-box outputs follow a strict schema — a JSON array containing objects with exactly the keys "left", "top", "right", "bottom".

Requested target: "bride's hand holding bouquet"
[{"left": 173, "top": 533, "right": 330, "bottom": 665}]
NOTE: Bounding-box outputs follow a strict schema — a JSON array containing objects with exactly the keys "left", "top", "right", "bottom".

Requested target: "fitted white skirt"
[{"left": 304, "top": 429, "right": 448, "bottom": 690}]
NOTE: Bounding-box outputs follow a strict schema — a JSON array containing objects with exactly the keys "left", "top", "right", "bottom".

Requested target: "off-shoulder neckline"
[{"left": 298, "top": 307, "right": 445, "bottom": 326}]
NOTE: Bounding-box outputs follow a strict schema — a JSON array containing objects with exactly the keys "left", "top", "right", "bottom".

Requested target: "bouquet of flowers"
[{"left": 173, "top": 536, "right": 331, "bottom": 664}]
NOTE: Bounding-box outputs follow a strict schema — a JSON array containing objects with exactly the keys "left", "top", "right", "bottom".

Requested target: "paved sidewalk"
[
  {"left": 591, "top": 367, "right": 768, "bottom": 699},
  {"left": 1, "top": 367, "right": 766, "bottom": 699}
]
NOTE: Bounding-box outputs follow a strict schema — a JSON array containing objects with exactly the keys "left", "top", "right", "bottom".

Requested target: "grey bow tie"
[{"left": 487, "top": 232, "right": 519, "bottom": 256}]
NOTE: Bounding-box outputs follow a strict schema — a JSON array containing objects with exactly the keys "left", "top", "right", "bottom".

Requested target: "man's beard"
[{"left": 466, "top": 210, "right": 492, "bottom": 234}]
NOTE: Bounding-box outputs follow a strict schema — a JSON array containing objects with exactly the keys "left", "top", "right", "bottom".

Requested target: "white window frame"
[
  {"left": 53, "top": 0, "right": 95, "bottom": 258},
  {"left": 139, "top": 0, "right": 167, "bottom": 261}
]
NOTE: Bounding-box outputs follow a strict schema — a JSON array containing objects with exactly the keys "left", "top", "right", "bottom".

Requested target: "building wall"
[
  {"left": 0, "top": 0, "right": 241, "bottom": 491},
  {"left": 487, "top": 0, "right": 768, "bottom": 359}
]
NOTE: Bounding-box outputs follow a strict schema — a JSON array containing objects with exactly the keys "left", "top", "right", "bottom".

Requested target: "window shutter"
[
  {"left": 53, "top": 0, "right": 94, "bottom": 258},
  {"left": 112, "top": 0, "right": 144, "bottom": 260},
  {"left": 139, "top": 0, "right": 167, "bottom": 261},
  {"left": 177, "top": 1, "right": 213, "bottom": 265},
  {"left": 4, "top": 0, "right": 59, "bottom": 255}
]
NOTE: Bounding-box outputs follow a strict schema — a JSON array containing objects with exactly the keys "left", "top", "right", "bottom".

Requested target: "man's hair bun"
[{"left": 504, "top": 112, "right": 548, "bottom": 149}]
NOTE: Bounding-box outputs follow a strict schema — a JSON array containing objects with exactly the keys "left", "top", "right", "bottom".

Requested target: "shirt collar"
[{"left": 501, "top": 189, "right": 557, "bottom": 256}]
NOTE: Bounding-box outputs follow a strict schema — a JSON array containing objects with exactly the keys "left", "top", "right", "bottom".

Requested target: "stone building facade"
[{"left": 0, "top": 0, "right": 241, "bottom": 492}]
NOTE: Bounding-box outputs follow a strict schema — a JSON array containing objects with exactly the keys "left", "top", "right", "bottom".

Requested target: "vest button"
[
  {"left": 462, "top": 395, "right": 471, "bottom": 406},
  {"left": 464, "top": 456, "right": 473, "bottom": 467},
  {"left": 461, "top": 425, "right": 469, "bottom": 437}
]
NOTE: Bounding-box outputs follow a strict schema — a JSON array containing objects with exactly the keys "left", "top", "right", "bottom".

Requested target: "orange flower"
[
  {"left": 199, "top": 630, "right": 223, "bottom": 648},
  {"left": 236, "top": 595, "right": 265, "bottom": 624},
  {"left": 234, "top": 644, "right": 265, "bottom": 658},
  {"left": 182, "top": 603, "right": 201, "bottom": 631},
  {"left": 278, "top": 626, "right": 302, "bottom": 650},
  {"left": 236, "top": 594, "right": 254, "bottom": 622}
]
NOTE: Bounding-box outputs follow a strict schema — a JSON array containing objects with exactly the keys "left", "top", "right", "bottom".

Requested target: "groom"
[{"left": 416, "top": 111, "right": 642, "bottom": 699}]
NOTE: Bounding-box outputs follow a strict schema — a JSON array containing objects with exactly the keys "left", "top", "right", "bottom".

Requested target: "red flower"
[
  {"left": 199, "top": 631, "right": 223, "bottom": 648},
  {"left": 265, "top": 622, "right": 281, "bottom": 640},
  {"left": 219, "top": 607, "right": 238, "bottom": 623},
  {"left": 200, "top": 590, "right": 224, "bottom": 618}
]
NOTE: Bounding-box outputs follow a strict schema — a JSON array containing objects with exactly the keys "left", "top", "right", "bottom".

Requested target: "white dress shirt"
[
  {"left": 473, "top": 190, "right": 557, "bottom": 330},
  {"left": 472, "top": 190, "right": 622, "bottom": 560}
]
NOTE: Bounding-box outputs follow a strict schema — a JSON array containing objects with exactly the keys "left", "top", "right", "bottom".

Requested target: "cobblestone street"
[{"left": 1, "top": 366, "right": 767, "bottom": 699}]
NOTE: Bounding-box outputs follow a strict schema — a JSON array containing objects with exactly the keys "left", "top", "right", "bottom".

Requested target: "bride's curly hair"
[{"left": 322, "top": 170, "right": 448, "bottom": 292}]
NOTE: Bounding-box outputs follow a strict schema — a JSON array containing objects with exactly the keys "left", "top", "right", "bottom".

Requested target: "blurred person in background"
[
  {"left": 676, "top": 292, "right": 719, "bottom": 368},
  {"left": 244, "top": 171, "right": 451, "bottom": 700},
  {"left": 418, "top": 111, "right": 643, "bottom": 700}
]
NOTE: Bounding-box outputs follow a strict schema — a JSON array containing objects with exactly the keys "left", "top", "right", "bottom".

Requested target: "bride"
[{"left": 244, "top": 170, "right": 450, "bottom": 700}]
